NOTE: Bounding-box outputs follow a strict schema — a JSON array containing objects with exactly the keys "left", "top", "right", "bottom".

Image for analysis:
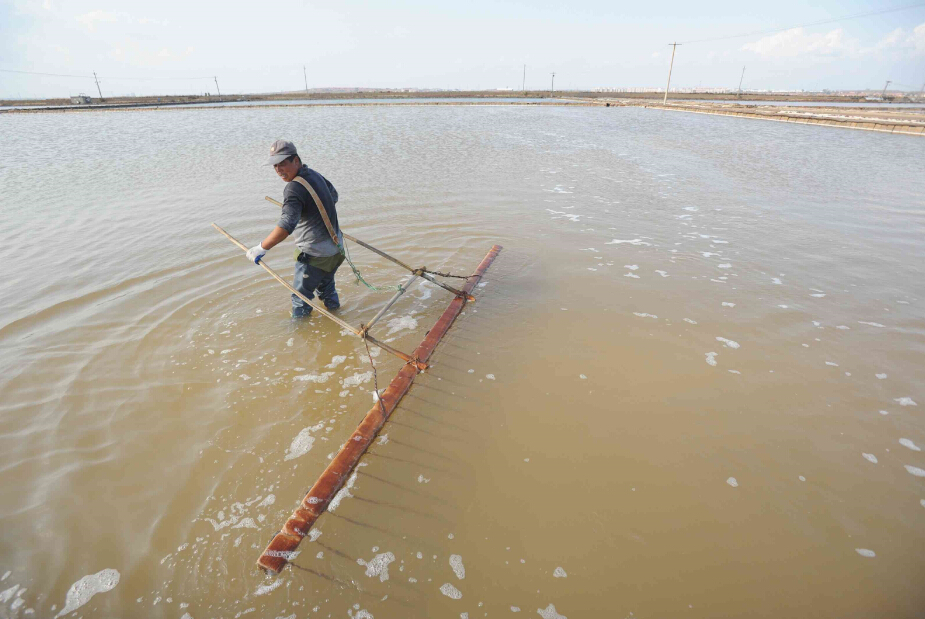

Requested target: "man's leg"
[
  {"left": 292, "top": 260, "right": 327, "bottom": 318},
  {"left": 315, "top": 269, "right": 340, "bottom": 311}
]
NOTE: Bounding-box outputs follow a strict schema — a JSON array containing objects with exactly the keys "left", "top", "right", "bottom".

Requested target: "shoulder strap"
[{"left": 292, "top": 176, "right": 340, "bottom": 247}]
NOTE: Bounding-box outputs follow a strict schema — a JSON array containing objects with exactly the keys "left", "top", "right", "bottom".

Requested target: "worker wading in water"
[{"left": 246, "top": 140, "right": 345, "bottom": 318}]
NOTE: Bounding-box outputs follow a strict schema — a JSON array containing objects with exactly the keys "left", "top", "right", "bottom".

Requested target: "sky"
[{"left": 1, "top": 0, "right": 924, "bottom": 99}]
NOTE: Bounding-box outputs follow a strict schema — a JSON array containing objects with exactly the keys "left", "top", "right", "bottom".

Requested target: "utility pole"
[
  {"left": 736, "top": 66, "right": 746, "bottom": 99},
  {"left": 522, "top": 64, "right": 526, "bottom": 94},
  {"left": 214, "top": 76, "right": 221, "bottom": 100},
  {"left": 551, "top": 72, "right": 555, "bottom": 94},
  {"left": 93, "top": 71, "right": 103, "bottom": 102},
  {"left": 663, "top": 42, "right": 680, "bottom": 104},
  {"left": 304, "top": 65, "right": 308, "bottom": 92}
]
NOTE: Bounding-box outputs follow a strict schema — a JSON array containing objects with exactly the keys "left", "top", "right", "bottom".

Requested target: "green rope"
[{"left": 341, "top": 239, "right": 402, "bottom": 293}]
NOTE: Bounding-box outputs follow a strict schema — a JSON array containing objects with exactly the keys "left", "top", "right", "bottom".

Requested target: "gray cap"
[{"left": 265, "top": 139, "right": 298, "bottom": 165}]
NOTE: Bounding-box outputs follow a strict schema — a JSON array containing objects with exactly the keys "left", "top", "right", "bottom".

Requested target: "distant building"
[{"left": 70, "top": 95, "right": 91, "bottom": 104}]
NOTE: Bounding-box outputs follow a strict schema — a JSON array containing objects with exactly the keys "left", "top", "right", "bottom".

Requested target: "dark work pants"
[{"left": 292, "top": 260, "right": 341, "bottom": 318}]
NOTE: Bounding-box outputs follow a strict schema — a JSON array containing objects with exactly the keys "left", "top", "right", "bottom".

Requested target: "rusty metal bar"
[
  {"left": 264, "top": 196, "right": 475, "bottom": 301},
  {"left": 256, "top": 244, "right": 502, "bottom": 574},
  {"left": 362, "top": 274, "right": 420, "bottom": 334},
  {"left": 212, "top": 223, "right": 426, "bottom": 371}
]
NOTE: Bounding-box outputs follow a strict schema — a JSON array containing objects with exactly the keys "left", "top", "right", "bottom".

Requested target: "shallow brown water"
[{"left": 0, "top": 104, "right": 924, "bottom": 618}]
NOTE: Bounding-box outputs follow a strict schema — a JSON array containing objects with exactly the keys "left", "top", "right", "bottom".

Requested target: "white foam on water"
[
  {"left": 683, "top": 206, "right": 698, "bottom": 211},
  {"left": 921, "top": 499, "right": 925, "bottom": 508},
  {"left": 778, "top": 305, "right": 789, "bottom": 309},
  {"left": 293, "top": 372, "right": 334, "bottom": 383},
  {"left": 357, "top": 552, "right": 395, "bottom": 582},
  {"left": 835, "top": 325, "right": 850, "bottom": 330},
  {"left": 906, "top": 465, "right": 925, "bottom": 477},
  {"left": 899, "top": 439, "right": 921, "bottom": 451},
  {"left": 537, "top": 603, "right": 567, "bottom": 619},
  {"left": 705, "top": 352, "right": 718, "bottom": 367},
  {"left": 579, "top": 374, "right": 587, "bottom": 379},
  {"left": 656, "top": 270, "right": 669, "bottom": 277},
  {"left": 386, "top": 315, "right": 418, "bottom": 335},
  {"left": 232, "top": 517, "right": 257, "bottom": 529},
  {"left": 417, "top": 474, "right": 430, "bottom": 483},
  {"left": 862, "top": 453, "right": 878, "bottom": 464},
  {"left": 683, "top": 318, "right": 697, "bottom": 324},
  {"left": 855, "top": 549, "right": 876, "bottom": 558},
  {"left": 771, "top": 278, "right": 782, "bottom": 285},
  {"left": 633, "top": 313, "right": 658, "bottom": 319},
  {"left": 624, "top": 272, "right": 640, "bottom": 278},
  {"left": 326, "top": 355, "right": 347, "bottom": 368},
  {"left": 717, "top": 263, "right": 732, "bottom": 269},
  {"left": 285, "top": 422, "right": 325, "bottom": 461},
  {"left": 257, "top": 494, "right": 275, "bottom": 508},
  {"left": 894, "top": 397, "right": 917, "bottom": 406},
  {"left": 343, "top": 371, "right": 373, "bottom": 387},
  {"left": 511, "top": 607, "right": 521, "bottom": 612},
  {"left": 377, "top": 434, "right": 389, "bottom": 445},
  {"left": 440, "top": 583, "right": 463, "bottom": 599},
  {"left": 879, "top": 410, "right": 890, "bottom": 416},
  {"left": 876, "top": 374, "right": 887, "bottom": 379},
  {"left": 726, "top": 477, "right": 738, "bottom": 487},
  {"left": 722, "top": 302, "right": 735, "bottom": 307},
  {"left": 700, "top": 252, "right": 720, "bottom": 258},
  {"left": 468, "top": 369, "right": 475, "bottom": 373},
  {"left": 254, "top": 578, "right": 283, "bottom": 595},
  {"left": 329, "top": 469, "right": 360, "bottom": 512},
  {"left": 606, "top": 239, "right": 650, "bottom": 246},
  {"left": 553, "top": 567, "right": 567, "bottom": 578},
  {"left": 858, "top": 321, "right": 885, "bottom": 328},
  {"left": 728, "top": 370, "right": 741, "bottom": 374},
  {"left": 449, "top": 555, "right": 466, "bottom": 579},
  {"left": 799, "top": 476, "right": 806, "bottom": 482},
  {"left": 587, "top": 268, "right": 597, "bottom": 271},
  {"left": 624, "top": 265, "right": 639, "bottom": 270},
  {"left": 825, "top": 361, "right": 839, "bottom": 367},
  {"left": 55, "top": 569, "right": 120, "bottom": 617},
  {"left": 716, "top": 337, "right": 740, "bottom": 349},
  {"left": 286, "top": 338, "right": 294, "bottom": 347},
  {"left": 486, "top": 374, "right": 496, "bottom": 380},
  {"left": 308, "top": 529, "right": 322, "bottom": 542}
]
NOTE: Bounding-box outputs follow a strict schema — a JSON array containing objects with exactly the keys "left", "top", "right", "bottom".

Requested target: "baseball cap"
[{"left": 266, "top": 139, "right": 298, "bottom": 166}]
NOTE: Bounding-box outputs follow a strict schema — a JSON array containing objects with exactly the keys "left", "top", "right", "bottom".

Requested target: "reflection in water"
[{"left": 0, "top": 104, "right": 924, "bottom": 617}]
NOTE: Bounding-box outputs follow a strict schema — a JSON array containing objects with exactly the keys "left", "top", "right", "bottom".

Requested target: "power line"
[
  {"left": 680, "top": 2, "right": 925, "bottom": 45},
  {"left": 0, "top": 67, "right": 215, "bottom": 81}
]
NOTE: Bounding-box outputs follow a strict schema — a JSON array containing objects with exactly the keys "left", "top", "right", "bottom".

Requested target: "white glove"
[{"left": 246, "top": 244, "right": 268, "bottom": 264}]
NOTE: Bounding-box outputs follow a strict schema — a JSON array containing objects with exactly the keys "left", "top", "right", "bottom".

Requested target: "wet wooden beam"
[{"left": 257, "top": 244, "right": 502, "bottom": 574}]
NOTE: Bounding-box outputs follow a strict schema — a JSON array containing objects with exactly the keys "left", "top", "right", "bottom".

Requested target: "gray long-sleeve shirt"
[{"left": 277, "top": 165, "right": 342, "bottom": 257}]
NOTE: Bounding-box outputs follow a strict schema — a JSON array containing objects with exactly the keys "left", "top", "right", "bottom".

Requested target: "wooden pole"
[
  {"left": 363, "top": 274, "right": 420, "bottom": 334},
  {"left": 664, "top": 43, "right": 679, "bottom": 104},
  {"left": 212, "top": 223, "right": 425, "bottom": 370},
  {"left": 264, "top": 196, "right": 475, "bottom": 301}
]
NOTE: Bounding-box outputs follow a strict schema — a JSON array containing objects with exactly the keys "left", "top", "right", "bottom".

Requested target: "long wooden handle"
[
  {"left": 212, "top": 223, "right": 426, "bottom": 370},
  {"left": 264, "top": 196, "right": 474, "bottom": 301}
]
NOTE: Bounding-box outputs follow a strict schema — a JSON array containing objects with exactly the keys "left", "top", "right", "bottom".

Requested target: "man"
[{"left": 246, "top": 139, "right": 345, "bottom": 318}]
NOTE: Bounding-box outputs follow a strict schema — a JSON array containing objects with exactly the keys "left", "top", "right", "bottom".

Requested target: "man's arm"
[
  {"left": 260, "top": 226, "right": 289, "bottom": 250},
  {"left": 246, "top": 186, "right": 301, "bottom": 263}
]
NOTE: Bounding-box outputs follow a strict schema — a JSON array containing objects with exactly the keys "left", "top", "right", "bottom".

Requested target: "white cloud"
[
  {"left": 742, "top": 27, "right": 856, "bottom": 59},
  {"left": 76, "top": 10, "right": 121, "bottom": 30},
  {"left": 909, "top": 22, "right": 925, "bottom": 55}
]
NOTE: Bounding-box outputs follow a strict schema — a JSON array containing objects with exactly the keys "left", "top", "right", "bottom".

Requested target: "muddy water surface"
[{"left": 0, "top": 105, "right": 923, "bottom": 618}]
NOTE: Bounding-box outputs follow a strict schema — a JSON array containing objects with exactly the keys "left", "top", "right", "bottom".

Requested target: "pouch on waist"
[{"left": 296, "top": 251, "right": 345, "bottom": 273}]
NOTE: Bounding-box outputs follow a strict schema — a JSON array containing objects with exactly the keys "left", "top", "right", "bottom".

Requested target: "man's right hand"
[{"left": 246, "top": 244, "right": 268, "bottom": 264}]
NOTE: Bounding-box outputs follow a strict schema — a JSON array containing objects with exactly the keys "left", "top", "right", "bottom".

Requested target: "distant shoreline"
[{"left": 3, "top": 88, "right": 921, "bottom": 110}]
